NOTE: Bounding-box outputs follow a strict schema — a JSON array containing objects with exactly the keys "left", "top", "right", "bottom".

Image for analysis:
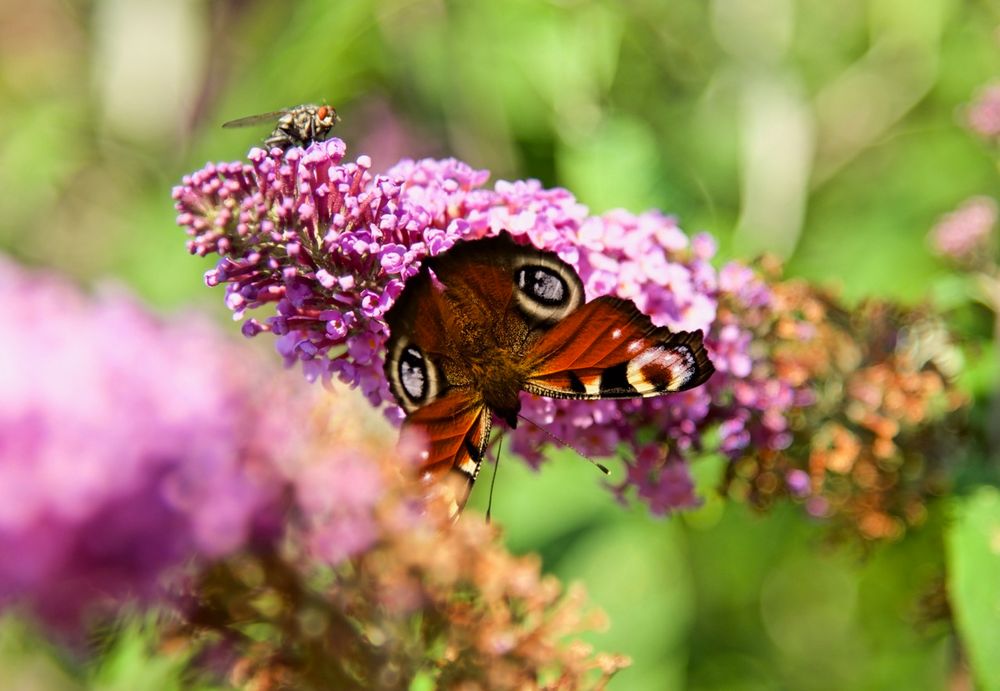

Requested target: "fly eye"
[
  {"left": 516, "top": 266, "right": 568, "bottom": 307},
  {"left": 317, "top": 106, "right": 329, "bottom": 120}
]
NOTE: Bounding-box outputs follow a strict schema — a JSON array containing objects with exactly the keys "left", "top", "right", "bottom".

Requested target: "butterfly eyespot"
[
  {"left": 387, "top": 338, "right": 444, "bottom": 412},
  {"left": 399, "top": 347, "right": 427, "bottom": 400},
  {"left": 512, "top": 259, "right": 582, "bottom": 324},
  {"left": 381, "top": 231, "right": 716, "bottom": 516},
  {"left": 625, "top": 344, "right": 698, "bottom": 391},
  {"left": 517, "top": 266, "right": 568, "bottom": 305}
]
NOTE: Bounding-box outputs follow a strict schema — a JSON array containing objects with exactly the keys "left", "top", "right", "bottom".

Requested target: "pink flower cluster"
[
  {"left": 174, "top": 141, "right": 486, "bottom": 408},
  {"left": 0, "top": 259, "right": 388, "bottom": 633},
  {"left": 175, "top": 140, "right": 809, "bottom": 514},
  {"left": 966, "top": 82, "right": 1000, "bottom": 139},
  {"left": 929, "top": 196, "right": 996, "bottom": 261}
]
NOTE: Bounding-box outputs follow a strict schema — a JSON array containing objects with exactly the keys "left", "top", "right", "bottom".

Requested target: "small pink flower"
[
  {"left": 929, "top": 196, "right": 996, "bottom": 261},
  {"left": 965, "top": 82, "right": 1000, "bottom": 139}
]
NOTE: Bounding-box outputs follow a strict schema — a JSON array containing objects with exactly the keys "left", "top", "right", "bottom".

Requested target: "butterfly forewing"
[{"left": 523, "top": 296, "right": 714, "bottom": 399}]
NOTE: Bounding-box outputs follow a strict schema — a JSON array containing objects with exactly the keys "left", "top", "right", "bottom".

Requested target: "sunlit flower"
[
  {"left": 176, "top": 139, "right": 967, "bottom": 532},
  {"left": 175, "top": 140, "right": 800, "bottom": 515}
]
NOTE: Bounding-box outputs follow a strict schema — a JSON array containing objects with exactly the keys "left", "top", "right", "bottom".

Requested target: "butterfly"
[
  {"left": 383, "top": 231, "right": 715, "bottom": 511},
  {"left": 222, "top": 104, "right": 339, "bottom": 150}
]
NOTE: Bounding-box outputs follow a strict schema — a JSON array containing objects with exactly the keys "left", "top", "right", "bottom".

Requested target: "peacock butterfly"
[{"left": 384, "top": 231, "right": 715, "bottom": 510}]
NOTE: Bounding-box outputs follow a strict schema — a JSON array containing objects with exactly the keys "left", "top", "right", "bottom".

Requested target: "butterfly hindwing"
[
  {"left": 523, "top": 295, "right": 714, "bottom": 399},
  {"left": 403, "top": 389, "right": 491, "bottom": 509},
  {"left": 384, "top": 269, "right": 453, "bottom": 415},
  {"left": 403, "top": 389, "right": 491, "bottom": 514},
  {"left": 384, "top": 254, "right": 493, "bottom": 504}
]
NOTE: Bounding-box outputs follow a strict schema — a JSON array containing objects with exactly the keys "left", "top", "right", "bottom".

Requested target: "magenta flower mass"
[
  {"left": 0, "top": 260, "right": 297, "bottom": 631},
  {"left": 175, "top": 139, "right": 808, "bottom": 513},
  {"left": 0, "top": 259, "right": 413, "bottom": 635}
]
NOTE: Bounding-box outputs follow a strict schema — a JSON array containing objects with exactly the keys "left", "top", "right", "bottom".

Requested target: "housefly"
[{"left": 222, "top": 104, "right": 339, "bottom": 150}]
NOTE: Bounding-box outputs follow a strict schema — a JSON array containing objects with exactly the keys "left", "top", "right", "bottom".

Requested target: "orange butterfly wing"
[
  {"left": 523, "top": 295, "right": 714, "bottom": 398},
  {"left": 403, "top": 391, "right": 487, "bottom": 478},
  {"left": 402, "top": 389, "right": 491, "bottom": 510},
  {"left": 384, "top": 257, "right": 496, "bottom": 508}
]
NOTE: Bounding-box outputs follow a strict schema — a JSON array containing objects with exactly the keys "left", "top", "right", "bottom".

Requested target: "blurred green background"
[{"left": 2, "top": 0, "right": 999, "bottom": 688}]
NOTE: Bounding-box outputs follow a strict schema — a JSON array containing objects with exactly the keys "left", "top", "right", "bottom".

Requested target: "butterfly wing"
[
  {"left": 423, "top": 234, "right": 584, "bottom": 331},
  {"left": 403, "top": 388, "right": 491, "bottom": 511},
  {"left": 384, "top": 259, "right": 494, "bottom": 510},
  {"left": 384, "top": 232, "right": 582, "bottom": 508},
  {"left": 523, "top": 295, "right": 714, "bottom": 399}
]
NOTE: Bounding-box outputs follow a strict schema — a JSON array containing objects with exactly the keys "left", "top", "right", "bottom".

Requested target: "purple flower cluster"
[
  {"left": 175, "top": 142, "right": 491, "bottom": 411},
  {"left": 175, "top": 140, "right": 810, "bottom": 514},
  {"left": 0, "top": 260, "right": 305, "bottom": 632}
]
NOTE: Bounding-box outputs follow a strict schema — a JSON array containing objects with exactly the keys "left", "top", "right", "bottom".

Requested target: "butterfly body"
[
  {"left": 384, "top": 232, "right": 715, "bottom": 507},
  {"left": 424, "top": 274, "right": 535, "bottom": 427}
]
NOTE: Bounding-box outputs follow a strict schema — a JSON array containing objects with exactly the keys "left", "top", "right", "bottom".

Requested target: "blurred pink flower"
[
  {"left": 0, "top": 259, "right": 396, "bottom": 633},
  {"left": 965, "top": 82, "right": 1000, "bottom": 139},
  {"left": 0, "top": 261, "right": 628, "bottom": 684},
  {"left": 929, "top": 196, "right": 996, "bottom": 261}
]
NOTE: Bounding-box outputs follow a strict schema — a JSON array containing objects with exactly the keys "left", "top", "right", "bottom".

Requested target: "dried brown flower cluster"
[
  {"left": 173, "top": 394, "right": 628, "bottom": 691},
  {"left": 724, "top": 276, "right": 966, "bottom": 540}
]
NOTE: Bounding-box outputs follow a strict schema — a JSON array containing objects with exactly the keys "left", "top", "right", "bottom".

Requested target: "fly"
[{"left": 222, "top": 104, "right": 339, "bottom": 150}]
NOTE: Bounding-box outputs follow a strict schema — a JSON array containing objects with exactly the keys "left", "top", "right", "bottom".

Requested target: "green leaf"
[
  {"left": 89, "top": 614, "right": 221, "bottom": 691},
  {"left": 947, "top": 488, "right": 1000, "bottom": 691}
]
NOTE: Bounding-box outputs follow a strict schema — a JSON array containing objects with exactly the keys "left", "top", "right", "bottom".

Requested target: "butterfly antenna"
[
  {"left": 486, "top": 432, "right": 503, "bottom": 523},
  {"left": 516, "top": 413, "right": 609, "bottom": 475}
]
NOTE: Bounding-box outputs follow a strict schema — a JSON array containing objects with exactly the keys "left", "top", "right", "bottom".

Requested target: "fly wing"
[{"left": 221, "top": 110, "right": 289, "bottom": 128}]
